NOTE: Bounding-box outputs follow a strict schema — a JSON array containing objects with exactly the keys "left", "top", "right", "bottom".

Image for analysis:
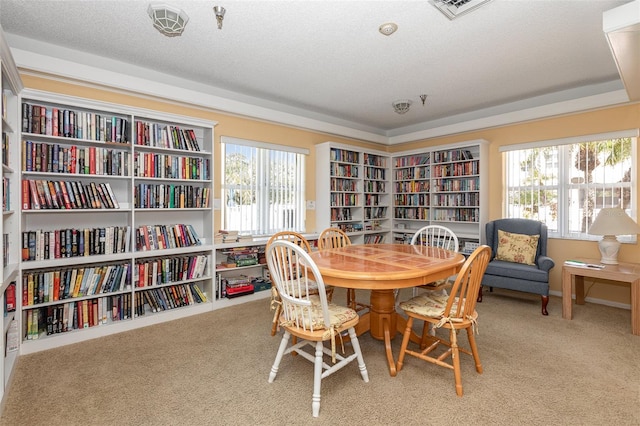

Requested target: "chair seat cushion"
[
  {"left": 484, "top": 260, "right": 548, "bottom": 282},
  {"left": 284, "top": 297, "right": 358, "bottom": 331},
  {"left": 399, "top": 293, "right": 465, "bottom": 318}
]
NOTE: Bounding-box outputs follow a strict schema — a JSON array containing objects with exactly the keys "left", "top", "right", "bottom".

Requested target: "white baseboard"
[{"left": 548, "top": 289, "right": 631, "bottom": 310}]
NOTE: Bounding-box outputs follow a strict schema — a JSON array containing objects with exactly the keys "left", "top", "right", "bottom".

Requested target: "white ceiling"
[{"left": 0, "top": 0, "right": 635, "bottom": 145}]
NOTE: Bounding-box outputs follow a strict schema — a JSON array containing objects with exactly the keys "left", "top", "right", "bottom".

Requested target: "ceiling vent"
[{"left": 429, "top": 0, "right": 493, "bottom": 20}]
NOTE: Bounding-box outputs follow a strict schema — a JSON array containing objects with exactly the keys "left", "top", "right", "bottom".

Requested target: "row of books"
[
  {"left": 135, "top": 224, "right": 201, "bottom": 252},
  {"left": 134, "top": 184, "right": 210, "bottom": 209},
  {"left": 330, "top": 148, "right": 359, "bottom": 164},
  {"left": 394, "top": 154, "right": 430, "bottom": 168},
  {"left": 22, "top": 140, "right": 131, "bottom": 176},
  {"left": 21, "top": 102, "right": 129, "bottom": 143},
  {"left": 2, "top": 177, "right": 9, "bottom": 211},
  {"left": 213, "top": 230, "right": 253, "bottom": 244},
  {"left": 22, "top": 179, "right": 120, "bottom": 210},
  {"left": 21, "top": 226, "right": 131, "bottom": 262},
  {"left": 25, "top": 294, "right": 133, "bottom": 339},
  {"left": 2, "top": 132, "right": 8, "bottom": 166},
  {"left": 134, "top": 254, "right": 209, "bottom": 287},
  {"left": 431, "top": 161, "right": 479, "bottom": 178},
  {"left": 135, "top": 121, "right": 201, "bottom": 151},
  {"left": 142, "top": 282, "right": 207, "bottom": 313},
  {"left": 22, "top": 263, "right": 131, "bottom": 306},
  {"left": 133, "top": 152, "right": 210, "bottom": 180},
  {"left": 224, "top": 247, "right": 259, "bottom": 267},
  {"left": 3, "top": 234, "right": 8, "bottom": 267},
  {"left": 433, "top": 148, "right": 473, "bottom": 163}
]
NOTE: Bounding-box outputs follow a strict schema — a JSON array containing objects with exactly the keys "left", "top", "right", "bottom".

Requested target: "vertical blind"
[{"left": 220, "top": 136, "right": 307, "bottom": 235}]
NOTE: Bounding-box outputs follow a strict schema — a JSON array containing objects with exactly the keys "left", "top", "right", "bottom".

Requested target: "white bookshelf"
[
  {"left": 18, "top": 90, "right": 216, "bottom": 354},
  {"left": 315, "top": 142, "right": 391, "bottom": 244},
  {"left": 0, "top": 23, "right": 23, "bottom": 403},
  {"left": 392, "top": 140, "right": 488, "bottom": 251}
]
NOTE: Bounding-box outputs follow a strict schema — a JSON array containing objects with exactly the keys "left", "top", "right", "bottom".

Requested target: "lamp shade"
[{"left": 588, "top": 208, "right": 640, "bottom": 236}]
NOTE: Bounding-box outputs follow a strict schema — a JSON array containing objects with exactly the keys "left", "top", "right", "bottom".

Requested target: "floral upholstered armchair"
[{"left": 478, "top": 218, "right": 555, "bottom": 315}]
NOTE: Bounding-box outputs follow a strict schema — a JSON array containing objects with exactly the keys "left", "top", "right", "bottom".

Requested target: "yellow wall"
[
  {"left": 21, "top": 74, "right": 640, "bottom": 306},
  {"left": 390, "top": 103, "right": 640, "bottom": 305}
]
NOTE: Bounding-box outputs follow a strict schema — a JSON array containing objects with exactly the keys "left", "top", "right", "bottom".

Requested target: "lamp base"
[{"left": 598, "top": 235, "right": 621, "bottom": 265}]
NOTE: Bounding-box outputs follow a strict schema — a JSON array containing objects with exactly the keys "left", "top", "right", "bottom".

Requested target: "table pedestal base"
[{"left": 349, "top": 289, "right": 422, "bottom": 376}]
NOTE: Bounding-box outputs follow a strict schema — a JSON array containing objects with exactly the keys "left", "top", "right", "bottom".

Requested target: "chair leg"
[
  {"left": 348, "top": 327, "right": 369, "bottom": 382},
  {"left": 477, "top": 286, "right": 483, "bottom": 303},
  {"left": 541, "top": 295, "right": 549, "bottom": 316},
  {"left": 270, "top": 304, "right": 282, "bottom": 336},
  {"left": 346, "top": 288, "right": 355, "bottom": 310},
  {"left": 396, "top": 317, "right": 414, "bottom": 372},
  {"left": 466, "top": 327, "right": 483, "bottom": 374},
  {"left": 312, "top": 341, "right": 323, "bottom": 417},
  {"left": 269, "top": 331, "right": 290, "bottom": 383},
  {"left": 326, "top": 286, "right": 334, "bottom": 302},
  {"left": 450, "top": 328, "right": 463, "bottom": 396}
]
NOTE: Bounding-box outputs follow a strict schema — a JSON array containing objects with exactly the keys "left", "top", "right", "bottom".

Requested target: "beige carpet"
[{"left": 1, "top": 288, "right": 639, "bottom": 426}]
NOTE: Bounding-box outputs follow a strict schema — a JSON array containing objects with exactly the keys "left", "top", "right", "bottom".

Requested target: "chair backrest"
[
  {"left": 444, "top": 245, "right": 491, "bottom": 320},
  {"left": 317, "top": 228, "right": 352, "bottom": 249},
  {"left": 266, "top": 240, "right": 330, "bottom": 331},
  {"left": 485, "top": 219, "right": 548, "bottom": 260},
  {"left": 266, "top": 231, "right": 313, "bottom": 253},
  {"left": 410, "top": 225, "right": 459, "bottom": 252}
]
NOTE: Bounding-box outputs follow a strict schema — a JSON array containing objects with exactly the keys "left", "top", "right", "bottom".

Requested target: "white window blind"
[
  {"left": 503, "top": 130, "right": 638, "bottom": 241},
  {"left": 221, "top": 136, "right": 307, "bottom": 235}
]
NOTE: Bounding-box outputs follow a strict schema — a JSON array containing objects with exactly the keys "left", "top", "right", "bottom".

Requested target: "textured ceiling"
[{"left": 0, "top": 0, "right": 632, "bottom": 143}]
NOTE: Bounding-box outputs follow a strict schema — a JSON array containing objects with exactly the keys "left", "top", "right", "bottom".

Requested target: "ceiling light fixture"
[
  {"left": 213, "top": 5, "right": 226, "bottom": 30},
  {"left": 429, "top": 0, "right": 493, "bottom": 20},
  {"left": 379, "top": 22, "right": 398, "bottom": 36},
  {"left": 392, "top": 100, "right": 412, "bottom": 114},
  {"left": 148, "top": 3, "right": 189, "bottom": 37}
]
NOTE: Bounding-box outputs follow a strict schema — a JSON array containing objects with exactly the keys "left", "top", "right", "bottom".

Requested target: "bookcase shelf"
[
  {"left": 18, "top": 90, "right": 216, "bottom": 354},
  {"left": 316, "top": 142, "right": 392, "bottom": 243}
]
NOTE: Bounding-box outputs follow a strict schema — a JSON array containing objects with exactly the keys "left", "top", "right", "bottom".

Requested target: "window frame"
[
  {"left": 501, "top": 129, "right": 638, "bottom": 242},
  {"left": 220, "top": 136, "right": 308, "bottom": 236}
]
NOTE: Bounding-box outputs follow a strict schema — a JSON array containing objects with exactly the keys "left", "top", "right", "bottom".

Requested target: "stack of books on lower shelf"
[
  {"left": 214, "top": 229, "right": 253, "bottom": 244},
  {"left": 224, "top": 276, "right": 254, "bottom": 298}
]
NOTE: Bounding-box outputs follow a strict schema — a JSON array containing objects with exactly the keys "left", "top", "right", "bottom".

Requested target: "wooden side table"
[{"left": 562, "top": 258, "right": 640, "bottom": 335}]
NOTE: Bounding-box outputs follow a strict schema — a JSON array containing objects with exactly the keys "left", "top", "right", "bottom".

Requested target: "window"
[
  {"left": 503, "top": 130, "right": 638, "bottom": 241},
  {"left": 221, "top": 136, "right": 307, "bottom": 235}
]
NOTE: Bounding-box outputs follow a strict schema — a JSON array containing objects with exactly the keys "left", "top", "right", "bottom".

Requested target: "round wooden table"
[{"left": 309, "top": 243, "right": 465, "bottom": 376}]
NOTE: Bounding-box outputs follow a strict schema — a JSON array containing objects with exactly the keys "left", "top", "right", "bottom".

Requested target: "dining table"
[{"left": 309, "top": 243, "right": 465, "bottom": 376}]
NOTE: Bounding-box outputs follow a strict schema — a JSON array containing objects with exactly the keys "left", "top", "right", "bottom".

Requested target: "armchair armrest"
[{"left": 536, "top": 255, "right": 555, "bottom": 272}]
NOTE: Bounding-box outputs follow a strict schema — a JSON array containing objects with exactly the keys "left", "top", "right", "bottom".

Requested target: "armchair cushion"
[
  {"left": 484, "top": 260, "right": 548, "bottom": 283},
  {"left": 495, "top": 230, "right": 539, "bottom": 265}
]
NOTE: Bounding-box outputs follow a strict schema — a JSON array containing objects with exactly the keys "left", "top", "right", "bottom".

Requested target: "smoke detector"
[
  {"left": 379, "top": 22, "right": 398, "bottom": 36},
  {"left": 392, "top": 100, "right": 412, "bottom": 114}
]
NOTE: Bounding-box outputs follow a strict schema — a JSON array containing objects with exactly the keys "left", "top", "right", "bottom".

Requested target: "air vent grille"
[{"left": 429, "top": 0, "right": 493, "bottom": 20}]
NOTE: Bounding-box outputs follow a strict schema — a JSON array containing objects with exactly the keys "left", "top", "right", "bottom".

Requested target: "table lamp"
[{"left": 588, "top": 207, "right": 640, "bottom": 264}]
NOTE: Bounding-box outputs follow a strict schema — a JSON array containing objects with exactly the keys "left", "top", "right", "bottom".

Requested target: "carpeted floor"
[{"left": 1, "top": 288, "right": 639, "bottom": 426}]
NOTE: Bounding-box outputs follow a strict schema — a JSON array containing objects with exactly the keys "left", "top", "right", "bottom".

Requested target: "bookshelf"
[
  {"left": 392, "top": 140, "right": 488, "bottom": 251},
  {"left": 315, "top": 142, "right": 391, "bottom": 244},
  {"left": 213, "top": 233, "right": 320, "bottom": 305},
  {"left": 18, "top": 90, "right": 216, "bottom": 354},
  {"left": 0, "top": 24, "right": 23, "bottom": 402}
]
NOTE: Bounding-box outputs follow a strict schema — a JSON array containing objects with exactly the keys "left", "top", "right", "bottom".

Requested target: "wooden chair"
[
  {"left": 396, "top": 245, "right": 491, "bottom": 396},
  {"left": 265, "top": 231, "right": 333, "bottom": 336},
  {"left": 267, "top": 240, "right": 369, "bottom": 417},
  {"left": 410, "top": 225, "right": 459, "bottom": 296},
  {"left": 317, "top": 228, "right": 369, "bottom": 312}
]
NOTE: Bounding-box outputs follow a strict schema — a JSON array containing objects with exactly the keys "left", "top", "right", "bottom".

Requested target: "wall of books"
[{"left": 18, "top": 90, "right": 216, "bottom": 353}]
